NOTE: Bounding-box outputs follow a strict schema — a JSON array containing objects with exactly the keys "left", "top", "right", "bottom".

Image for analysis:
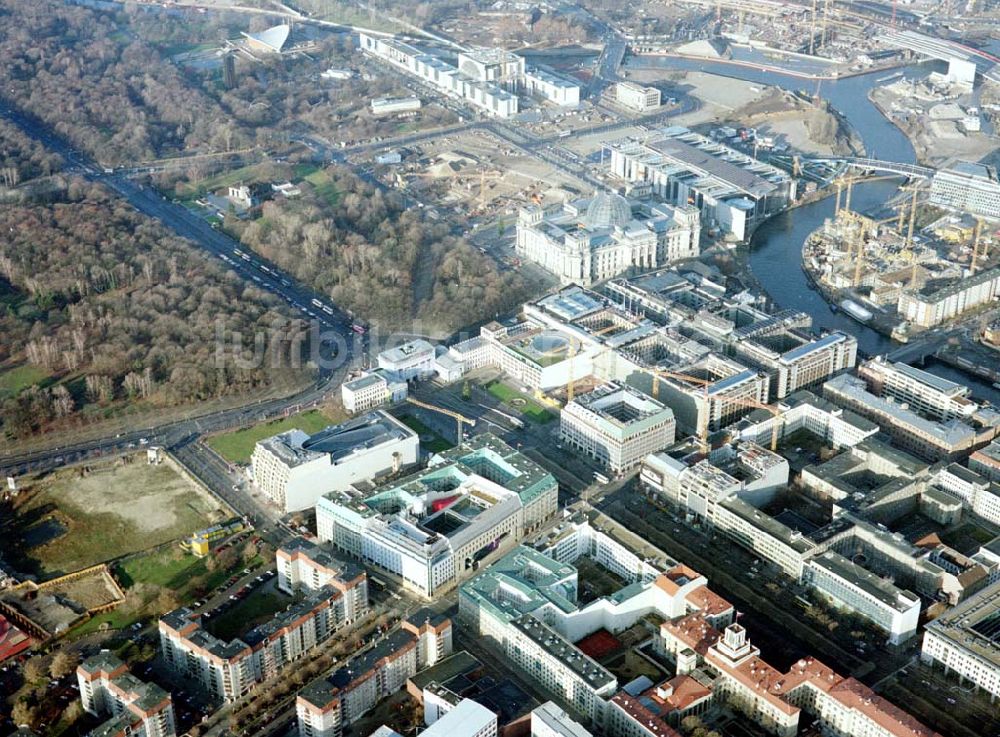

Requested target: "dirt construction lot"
[{"left": 4, "top": 455, "right": 223, "bottom": 579}]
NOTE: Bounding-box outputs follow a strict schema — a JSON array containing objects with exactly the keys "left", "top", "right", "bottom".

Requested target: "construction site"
[{"left": 802, "top": 176, "right": 999, "bottom": 338}]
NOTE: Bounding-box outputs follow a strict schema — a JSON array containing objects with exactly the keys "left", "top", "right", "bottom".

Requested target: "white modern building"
[
  {"left": 897, "top": 266, "right": 1000, "bottom": 328},
  {"left": 531, "top": 702, "right": 593, "bottom": 737},
  {"left": 516, "top": 194, "right": 700, "bottom": 286},
  {"left": 78, "top": 653, "right": 177, "bottom": 737},
  {"left": 378, "top": 339, "right": 437, "bottom": 380},
  {"left": 316, "top": 435, "right": 558, "bottom": 597},
  {"left": 417, "top": 699, "right": 497, "bottom": 737},
  {"left": 250, "top": 411, "right": 419, "bottom": 512},
  {"left": 359, "top": 34, "right": 519, "bottom": 117},
  {"left": 804, "top": 551, "right": 921, "bottom": 644},
  {"left": 606, "top": 127, "right": 796, "bottom": 240},
  {"left": 342, "top": 369, "right": 408, "bottom": 414},
  {"left": 614, "top": 82, "right": 661, "bottom": 112},
  {"left": 524, "top": 67, "right": 581, "bottom": 106},
  {"left": 921, "top": 580, "right": 1000, "bottom": 701},
  {"left": 561, "top": 382, "right": 675, "bottom": 474},
  {"left": 733, "top": 389, "right": 879, "bottom": 450},
  {"left": 929, "top": 162, "right": 1000, "bottom": 220}
]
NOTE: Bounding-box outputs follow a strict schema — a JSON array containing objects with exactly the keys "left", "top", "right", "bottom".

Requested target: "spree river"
[{"left": 627, "top": 55, "right": 1000, "bottom": 402}]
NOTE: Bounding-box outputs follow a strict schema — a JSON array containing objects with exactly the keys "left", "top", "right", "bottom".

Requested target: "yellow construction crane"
[
  {"left": 728, "top": 396, "right": 784, "bottom": 452},
  {"left": 649, "top": 370, "right": 713, "bottom": 453},
  {"left": 405, "top": 397, "right": 476, "bottom": 441},
  {"left": 834, "top": 174, "right": 856, "bottom": 218}
]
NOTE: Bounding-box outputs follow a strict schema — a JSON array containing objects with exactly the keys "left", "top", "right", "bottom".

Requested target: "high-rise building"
[{"left": 78, "top": 653, "right": 176, "bottom": 737}]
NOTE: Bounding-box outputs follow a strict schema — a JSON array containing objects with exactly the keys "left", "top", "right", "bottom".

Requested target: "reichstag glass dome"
[{"left": 585, "top": 191, "right": 631, "bottom": 230}]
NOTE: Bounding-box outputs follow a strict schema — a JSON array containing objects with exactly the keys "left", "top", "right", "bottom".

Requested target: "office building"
[
  {"left": 804, "top": 551, "right": 921, "bottom": 644},
  {"left": 515, "top": 194, "right": 700, "bottom": 286},
  {"left": 897, "top": 266, "right": 1000, "bottom": 328},
  {"left": 712, "top": 496, "right": 816, "bottom": 579},
  {"left": 823, "top": 373, "right": 1000, "bottom": 462},
  {"left": 561, "top": 382, "right": 675, "bottom": 474},
  {"left": 377, "top": 339, "right": 436, "bottom": 380},
  {"left": 652, "top": 354, "right": 770, "bottom": 436},
  {"left": 733, "top": 389, "right": 878, "bottom": 450},
  {"left": 316, "top": 434, "right": 558, "bottom": 597},
  {"left": 296, "top": 612, "right": 453, "bottom": 737},
  {"left": 78, "top": 653, "right": 176, "bottom": 737},
  {"left": 930, "top": 462, "right": 1000, "bottom": 526},
  {"left": 734, "top": 331, "right": 857, "bottom": 399},
  {"left": 859, "top": 357, "right": 983, "bottom": 422},
  {"left": 415, "top": 699, "right": 497, "bottom": 737},
  {"left": 371, "top": 96, "right": 421, "bottom": 115},
  {"left": 530, "top": 702, "right": 593, "bottom": 737},
  {"left": 929, "top": 162, "right": 1000, "bottom": 220},
  {"left": 524, "top": 67, "right": 581, "bottom": 106},
  {"left": 159, "top": 572, "right": 366, "bottom": 702},
  {"left": 359, "top": 34, "right": 518, "bottom": 117},
  {"left": 342, "top": 369, "right": 408, "bottom": 414},
  {"left": 606, "top": 127, "right": 796, "bottom": 240},
  {"left": 250, "top": 411, "right": 419, "bottom": 512},
  {"left": 614, "top": 82, "right": 661, "bottom": 112},
  {"left": 970, "top": 439, "right": 1000, "bottom": 482},
  {"left": 921, "top": 580, "right": 1000, "bottom": 701},
  {"left": 276, "top": 537, "right": 369, "bottom": 621},
  {"left": 641, "top": 441, "right": 788, "bottom": 522}
]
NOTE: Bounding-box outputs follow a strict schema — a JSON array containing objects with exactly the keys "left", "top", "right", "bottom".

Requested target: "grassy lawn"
[
  {"left": 7, "top": 459, "right": 222, "bottom": 579},
  {"left": 304, "top": 169, "right": 341, "bottom": 208},
  {"left": 206, "top": 408, "right": 338, "bottom": 464},
  {"left": 399, "top": 414, "right": 454, "bottom": 453},
  {"left": 0, "top": 364, "right": 52, "bottom": 398},
  {"left": 70, "top": 547, "right": 264, "bottom": 638},
  {"left": 209, "top": 586, "right": 291, "bottom": 642},
  {"left": 484, "top": 381, "right": 555, "bottom": 423},
  {"left": 178, "top": 162, "right": 269, "bottom": 198}
]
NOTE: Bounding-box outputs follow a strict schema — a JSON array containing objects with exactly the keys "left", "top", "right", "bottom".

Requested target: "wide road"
[{"left": 0, "top": 100, "right": 367, "bottom": 475}]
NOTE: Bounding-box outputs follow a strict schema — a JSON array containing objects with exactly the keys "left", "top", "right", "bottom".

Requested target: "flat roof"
[{"left": 809, "top": 551, "right": 919, "bottom": 612}]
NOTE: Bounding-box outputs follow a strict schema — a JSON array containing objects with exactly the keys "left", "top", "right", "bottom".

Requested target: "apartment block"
[
  {"left": 296, "top": 612, "right": 453, "bottom": 737},
  {"left": 276, "top": 537, "right": 369, "bottom": 621},
  {"left": 897, "top": 266, "right": 1000, "bottom": 327},
  {"left": 734, "top": 331, "right": 857, "bottom": 399},
  {"left": 158, "top": 577, "right": 364, "bottom": 702},
  {"left": 77, "top": 653, "right": 176, "bottom": 737},
  {"left": 561, "top": 382, "right": 676, "bottom": 474}
]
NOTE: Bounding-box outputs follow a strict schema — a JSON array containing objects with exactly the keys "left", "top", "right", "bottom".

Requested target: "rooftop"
[{"left": 511, "top": 614, "right": 617, "bottom": 691}]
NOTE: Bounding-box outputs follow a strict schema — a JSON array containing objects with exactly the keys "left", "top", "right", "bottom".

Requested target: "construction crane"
[
  {"left": 405, "top": 397, "right": 476, "bottom": 442},
  {"left": 820, "top": 0, "right": 831, "bottom": 47},
  {"left": 650, "top": 370, "right": 712, "bottom": 453},
  {"left": 728, "top": 396, "right": 784, "bottom": 452},
  {"left": 809, "top": 0, "right": 818, "bottom": 55},
  {"left": 852, "top": 219, "right": 867, "bottom": 288},
  {"left": 970, "top": 218, "right": 984, "bottom": 276}
]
